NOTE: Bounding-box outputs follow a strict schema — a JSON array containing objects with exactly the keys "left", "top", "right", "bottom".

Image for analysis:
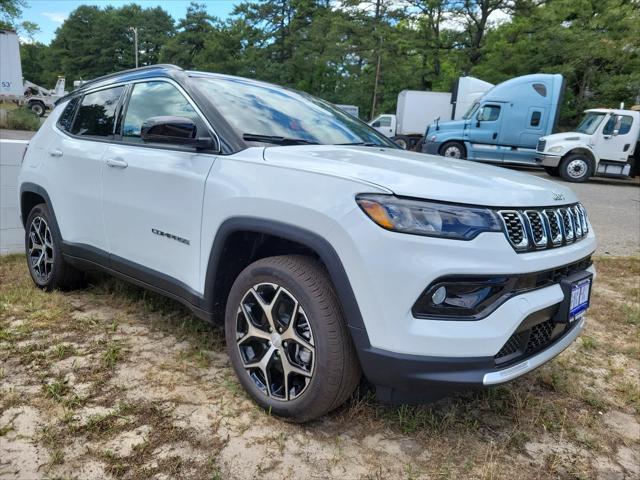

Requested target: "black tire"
[
  {"left": 392, "top": 135, "right": 410, "bottom": 150},
  {"left": 225, "top": 255, "right": 361, "bottom": 422},
  {"left": 29, "top": 101, "right": 46, "bottom": 117},
  {"left": 559, "top": 153, "right": 593, "bottom": 183},
  {"left": 544, "top": 166, "right": 560, "bottom": 177},
  {"left": 25, "top": 203, "right": 84, "bottom": 291},
  {"left": 439, "top": 140, "right": 466, "bottom": 159}
]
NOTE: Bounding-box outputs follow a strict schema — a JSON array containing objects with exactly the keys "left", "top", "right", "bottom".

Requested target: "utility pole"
[
  {"left": 370, "top": 0, "right": 383, "bottom": 120},
  {"left": 129, "top": 26, "right": 138, "bottom": 68}
]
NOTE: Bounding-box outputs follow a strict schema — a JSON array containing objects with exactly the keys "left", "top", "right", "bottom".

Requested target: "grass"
[{"left": 1, "top": 254, "right": 639, "bottom": 479}]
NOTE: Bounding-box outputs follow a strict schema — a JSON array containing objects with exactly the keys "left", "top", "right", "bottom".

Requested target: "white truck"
[
  {"left": 536, "top": 108, "right": 640, "bottom": 182},
  {"left": 369, "top": 76, "right": 493, "bottom": 149},
  {"left": 0, "top": 29, "right": 67, "bottom": 116}
]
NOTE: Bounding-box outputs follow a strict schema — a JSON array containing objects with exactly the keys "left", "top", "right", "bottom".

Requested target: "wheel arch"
[
  {"left": 20, "top": 183, "right": 57, "bottom": 228},
  {"left": 203, "top": 217, "right": 368, "bottom": 335},
  {"left": 563, "top": 147, "right": 598, "bottom": 166}
]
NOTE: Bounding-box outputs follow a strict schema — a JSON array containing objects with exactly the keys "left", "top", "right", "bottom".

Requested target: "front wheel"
[
  {"left": 559, "top": 153, "right": 593, "bottom": 183},
  {"left": 392, "top": 135, "right": 410, "bottom": 150},
  {"left": 29, "top": 101, "right": 46, "bottom": 117},
  {"left": 439, "top": 141, "right": 466, "bottom": 159},
  {"left": 225, "top": 255, "right": 361, "bottom": 422}
]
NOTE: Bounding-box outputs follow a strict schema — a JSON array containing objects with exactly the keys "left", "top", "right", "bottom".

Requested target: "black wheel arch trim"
[{"left": 203, "top": 217, "right": 368, "bottom": 334}]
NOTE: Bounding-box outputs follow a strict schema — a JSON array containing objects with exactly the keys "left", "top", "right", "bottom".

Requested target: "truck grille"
[
  {"left": 498, "top": 203, "right": 588, "bottom": 252},
  {"left": 537, "top": 139, "right": 546, "bottom": 152}
]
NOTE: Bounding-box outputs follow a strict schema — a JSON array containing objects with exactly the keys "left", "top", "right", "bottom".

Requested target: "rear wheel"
[
  {"left": 544, "top": 166, "right": 560, "bottom": 177},
  {"left": 225, "top": 255, "right": 361, "bottom": 422},
  {"left": 559, "top": 153, "right": 593, "bottom": 183},
  {"left": 25, "top": 204, "right": 84, "bottom": 291},
  {"left": 29, "top": 101, "right": 46, "bottom": 117},
  {"left": 439, "top": 141, "right": 466, "bottom": 159}
]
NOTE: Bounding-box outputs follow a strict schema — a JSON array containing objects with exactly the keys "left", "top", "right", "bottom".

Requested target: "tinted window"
[
  {"left": 71, "top": 87, "right": 124, "bottom": 137},
  {"left": 530, "top": 111, "right": 542, "bottom": 127},
  {"left": 192, "top": 76, "right": 395, "bottom": 147},
  {"left": 122, "top": 82, "right": 201, "bottom": 142},
  {"left": 57, "top": 97, "right": 80, "bottom": 132},
  {"left": 603, "top": 115, "right": 633, "bottom": 135},
  {"left": 478, "top": 105, "right": 500, "bottom": 122},
  {"left": 533, "top": 83, "right": 547, "bottom": 97}
]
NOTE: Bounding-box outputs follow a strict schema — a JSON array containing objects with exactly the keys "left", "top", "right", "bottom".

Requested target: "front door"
[
  {"left": 595, "top": 114, "right": 635, "bottom": 162},
  {"left": 101, "top": 80, "right": 217, "bottom": 292},
  {"left": 467, "top": 103, "right": 504, "bottom": 162},
  {"left": 370, "top": 115, "right": 395, "bottom": 137}
]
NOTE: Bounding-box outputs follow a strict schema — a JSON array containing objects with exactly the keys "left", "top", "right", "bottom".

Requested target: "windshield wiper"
[
  {"left": 337, "top": 142, "right": 384, "bottom": 147},
  {"left": 242, "top": 133, "right": 319, "bottom": 145}
]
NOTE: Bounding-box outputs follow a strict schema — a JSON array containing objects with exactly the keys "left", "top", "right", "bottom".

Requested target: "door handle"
[
  {"left": 106, "top": 158, "right": 128, "bottom": 169},
  {"left": 492, "top": 132, "right": 498, "bottom": 140},
  {"left": 49, "top": 149, "right": 63, "bottom": 157}
]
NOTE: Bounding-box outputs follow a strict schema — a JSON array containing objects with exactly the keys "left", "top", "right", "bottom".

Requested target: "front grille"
[
  {"left": 537, "top": 139, "right": 546, "bottom": 152},
  {"left": 498, "top": 203, "right": 588, "bottom": 253}
]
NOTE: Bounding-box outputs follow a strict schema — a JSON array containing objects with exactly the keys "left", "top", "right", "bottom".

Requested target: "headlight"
[
  {"left": 356, "top": 194, "right": 502, "bottom": 240},
  {"left": 548, "top": 145, "right": 563, "bottom": 153}
]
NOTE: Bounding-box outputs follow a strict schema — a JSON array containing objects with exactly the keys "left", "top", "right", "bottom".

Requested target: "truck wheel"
[
  {"left": 225, "top": 255, "right": 361, "bottom": 422},
  {"left": 544, "top": 166, "right": 560, "bottom": 177},
  {"left": 559, "top": 153, "right": 593, "bottom": 183},
  {"left": 25, "top": 204, "right": 85, "bottom": 291},
  {"left": 392, "top": 135, "right": 410, "bottom": 149},
  {"left": 439, "top": 141, "right": 466, "bottom": 159},
  {"left": 29, "top": 101, "right": 46, "bottom": 117}
]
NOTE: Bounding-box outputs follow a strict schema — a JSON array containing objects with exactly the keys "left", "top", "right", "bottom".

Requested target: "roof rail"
[{"left": 73, "top": 64, "right": 183, "bottom": 91}]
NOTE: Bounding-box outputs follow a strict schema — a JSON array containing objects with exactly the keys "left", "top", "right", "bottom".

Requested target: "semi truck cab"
[
  {"left": 536, "top": 108, "right": 640, "bottom": 182},
  {"left": 421, "top": 74, "right": 565, "bottom": 166}
]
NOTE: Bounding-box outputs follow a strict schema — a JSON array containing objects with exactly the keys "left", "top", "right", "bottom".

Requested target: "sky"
[{"left": 22, "top": 0, "right": 243, "bottom": 45}]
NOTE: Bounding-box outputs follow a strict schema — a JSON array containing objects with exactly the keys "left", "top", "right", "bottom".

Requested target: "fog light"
[{"left": 432, "top": 286, "right": 447, "bottom": 305}]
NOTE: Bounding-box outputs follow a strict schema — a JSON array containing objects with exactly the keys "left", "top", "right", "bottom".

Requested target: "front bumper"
[
  {"left": 535, "top": 154, "right": 562, "bottom": 167},
  {"left": 421, "top": 140, "right": 441, "bottom": 155}
]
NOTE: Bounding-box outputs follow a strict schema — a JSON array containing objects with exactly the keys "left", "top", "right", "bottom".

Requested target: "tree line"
[{"left": 4, "top": 0, "right": 640, "bottom": 125}]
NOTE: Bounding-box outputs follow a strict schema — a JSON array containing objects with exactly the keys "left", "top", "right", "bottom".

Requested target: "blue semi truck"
[{"left": 421, "top": 73, "right": 565, "bottom": 165}]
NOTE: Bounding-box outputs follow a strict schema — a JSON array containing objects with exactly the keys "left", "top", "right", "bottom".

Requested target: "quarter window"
[
  {"left": 57, "top": 96, "right": 80, "bottom": 132},
  {"left": 478, "top": 105, "right": 500, "bottom": 122},
  {"left": 121, "top": 81, "right": 201, "bottom": 143},
  {"left": 532, "top": 83, "right": 547, "bottom": 97},
  {"left": 71, "top": 87, "right": 124, "bottom": 137}
]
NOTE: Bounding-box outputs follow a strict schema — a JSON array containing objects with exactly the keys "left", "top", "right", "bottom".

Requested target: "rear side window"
[
  {"left": 530, "top": 111, "right": 542, "bottom": 127},
  {"left": 71, "top": 86, "right": 125, "bottom": 137},
  {"left": 121, "top": 81, "right": 201, "bottom": 143},
  {"left": 57, "top": 97, "right": 80, "bottom": 132}
]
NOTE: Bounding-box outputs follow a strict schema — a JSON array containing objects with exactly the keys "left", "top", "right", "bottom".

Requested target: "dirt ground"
[{"left": 1, "top": 255, "right": 639, "bottom": 480}]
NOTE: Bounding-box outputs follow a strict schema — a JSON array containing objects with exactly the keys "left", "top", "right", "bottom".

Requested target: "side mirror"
[
  {"left": 613, "top": 129, "right": 620, "bottom": 136},
  {"left": 140, "top": 116, "right": 216, "bottom": 150},
  {"left": 476, "top": 119, "right": 481, "bottom": 128}
]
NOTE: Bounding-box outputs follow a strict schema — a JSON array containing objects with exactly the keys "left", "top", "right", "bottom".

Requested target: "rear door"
[
  {"left": 46, "top": 86, "right": 125, "bottom": 253},
  {"left": 101, "top": 80, "right": 217, "bottom": 292},
  {"left": 467, "top": 103, "right": 504, "bottom": 162}
]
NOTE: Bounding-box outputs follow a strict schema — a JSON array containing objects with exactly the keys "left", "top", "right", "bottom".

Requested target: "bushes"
[{"left": 0, "top": 107, "right": 41, "bottom": 131}]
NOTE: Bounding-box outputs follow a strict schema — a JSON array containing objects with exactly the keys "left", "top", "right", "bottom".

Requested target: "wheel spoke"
[
  {"left": 244, "top": 344, "right": 276, "bottom": 397},
  {"left": 236, "top": 306, "right": 272, "bottom": 344},
  {"left": 251, "top": 286, "right": 277, "bottom": 332}
]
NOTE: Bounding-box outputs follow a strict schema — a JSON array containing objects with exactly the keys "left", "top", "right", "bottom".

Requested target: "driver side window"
[
  {"left": 478, "top": 105, "right": 501, "bottom": 122},
  {"left": 603, "top": 115, "right": 633, "bottom": 136},
  {"left": 121, "top": 81, "right": 202, "bottom": 143}
]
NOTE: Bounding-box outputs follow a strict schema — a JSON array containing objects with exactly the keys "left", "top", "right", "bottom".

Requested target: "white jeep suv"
[{"left": 18, "top": 65, "right": 596, "bottom": 422}]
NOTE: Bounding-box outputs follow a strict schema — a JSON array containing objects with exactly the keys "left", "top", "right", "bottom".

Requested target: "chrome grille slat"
[{"left": 499, "top": 203, "right": 588, "bottom": 253}]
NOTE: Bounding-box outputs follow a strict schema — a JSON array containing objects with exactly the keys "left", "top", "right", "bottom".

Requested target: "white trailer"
[{"left": 369, "top": 76, "right": 494, "bottom": 149}]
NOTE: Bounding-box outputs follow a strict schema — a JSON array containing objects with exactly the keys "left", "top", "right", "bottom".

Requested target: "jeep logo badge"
[{"left": 552, "top": 192, "right": 565, "bottom": 201}]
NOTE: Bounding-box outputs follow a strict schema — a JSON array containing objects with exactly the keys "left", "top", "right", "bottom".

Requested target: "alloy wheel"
[
  {"left": 235, "top": 283, "right": 315, "bottom": 401},
  {"left": 28, "top": 216, "right": 54, "bottom": 283}
]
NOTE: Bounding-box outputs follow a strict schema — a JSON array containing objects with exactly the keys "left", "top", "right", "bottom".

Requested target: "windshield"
[
  {"left": 192, "top": 75, "right": 396, "bottom": 147},
  {"left": 575, "top": 112, "right": 607, "bottom": 135},
  {"left": 463, "top": 101, "right": 480, "bottom": 120}
]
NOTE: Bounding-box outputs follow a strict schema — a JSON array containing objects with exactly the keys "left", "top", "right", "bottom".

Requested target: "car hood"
[
  {"left": 541, "top": 132, "right": 591, "bottom": 146},
  {"left": 428, "top": 119, "right": 468, "bottom": 134},
  {"left": 262, "top": 145, "right": 578, "bottom": 207}
]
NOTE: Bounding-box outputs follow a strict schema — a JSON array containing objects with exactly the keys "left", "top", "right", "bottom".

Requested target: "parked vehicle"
[
  {"left": 536, "top": 108, "right": 640, "bottom": 182},
  {"left": 18, "top": 65, "right": 596, "bottom": 422},
  {"left": 0, "top": 29, "right": 67, "bottom": 116},
  {"left": 422, "top": 74, "right": 565, "bottom": 165},
  {"left": 369, "top": 77, "right": 493, "bottom": 149}
]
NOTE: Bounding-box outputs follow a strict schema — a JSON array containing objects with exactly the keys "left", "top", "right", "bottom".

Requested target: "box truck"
[
  {"left": 369, "top": 76, "right": 493, "bottom": 149},
  {"left": 421, "top": 73, "right": 565, "bottom": 166}
]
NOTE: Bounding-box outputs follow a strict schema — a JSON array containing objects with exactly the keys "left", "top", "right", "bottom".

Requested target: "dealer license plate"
[{"left": 569, "top": 278, "right": 591, "bottom": 321}]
